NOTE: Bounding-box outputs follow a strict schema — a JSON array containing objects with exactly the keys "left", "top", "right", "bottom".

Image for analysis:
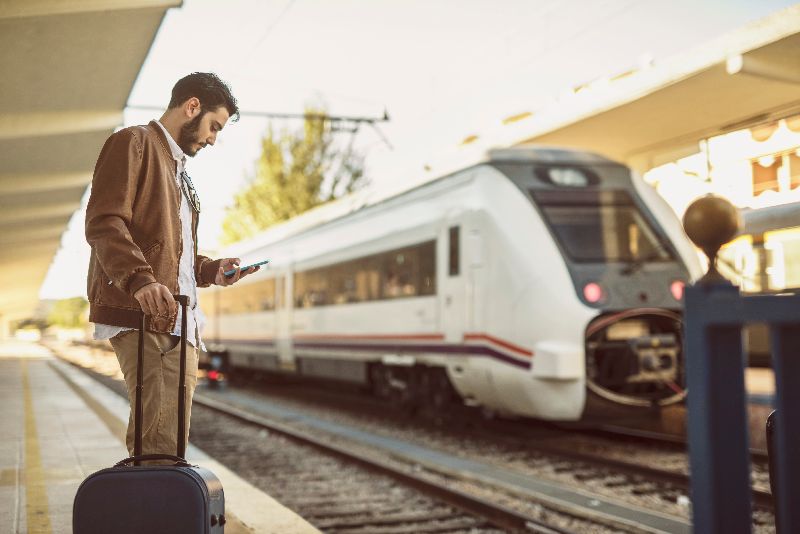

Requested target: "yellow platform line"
[
  {"left": 49, "top": 362, "right": 128, "bottom": 443},
  {"left": 22, "top": 359, "right": 52, "bottom": 533}
]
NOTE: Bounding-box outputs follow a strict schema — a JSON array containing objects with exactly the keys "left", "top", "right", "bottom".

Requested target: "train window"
[
  {"left": 215, "top": 278, "right": 277, "bottom": 315},
  {"left": 790, "top": 153, "right": 800, "bottom": 189},
  {"left": 719, "top": 203, "right": 800, "bottom": 294},
  {"left": 275, "top": 277, "right": 284, "bottom": 309},
  {"left": 535, "top": 190, "right": 672, "bottom": 263},
  {"left": 294, "top": 269, "right": 329, "bottom": 307},
  {"left": 765, "top": 227, "right": 800, "bottom": 291},
  {"left": 449, "top": 226, "right": 460, "bottom": 276},
  {"left": 294, "top": 240, "right": 436, "bottom": 308},
  {"left": 751, "top": 157, "right": 781, "bottom": 195},
  {"left": 719, "top": 235, "right": 762, "bottom": 292}
]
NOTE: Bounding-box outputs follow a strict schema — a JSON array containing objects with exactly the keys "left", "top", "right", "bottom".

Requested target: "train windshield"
[{"left": 533, "top": 189, "right": 672, "bottom": 263}]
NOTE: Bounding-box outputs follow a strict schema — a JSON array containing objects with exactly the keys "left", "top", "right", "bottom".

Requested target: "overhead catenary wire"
[
  {"left": 126, "top": 104, "right": 393, "bottom": 150},
  {"left": 126, "top": 104, "right": 390, "bottom": 125}
]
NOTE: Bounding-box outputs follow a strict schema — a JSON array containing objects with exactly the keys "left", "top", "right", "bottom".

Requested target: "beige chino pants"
[{"left": 110, "top": 330, "right": 199, "bottom": 459}]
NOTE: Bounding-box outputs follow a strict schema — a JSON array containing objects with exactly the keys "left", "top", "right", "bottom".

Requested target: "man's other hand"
[
  {"left": 216, "top": 257, "right": 260, "bottom": 286},
  {"left": 133, "top": 283, "right": 177, "bottom": 317}
]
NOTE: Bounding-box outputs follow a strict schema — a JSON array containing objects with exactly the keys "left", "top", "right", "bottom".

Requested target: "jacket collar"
[
  {"left": 147, "top": 120, "right": 176, "bottom": 164},
  {"left": 153, "top": 120, "right": 186, "bottom": 164}
]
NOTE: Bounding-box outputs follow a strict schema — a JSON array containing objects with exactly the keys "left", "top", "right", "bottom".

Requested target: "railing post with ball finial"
[{"left": 682, "top": 195, "right": 751, "bottom": 533}]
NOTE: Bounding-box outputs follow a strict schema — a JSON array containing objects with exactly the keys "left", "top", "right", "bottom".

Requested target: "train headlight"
[
  {"left": 583, "top": 282, "right": 605, "bottom": 304},
  {"left": 670, "top": 280, "right": 685, "bottom": 301},
  {"left": 536, "top": 166, "right": 599, "bottom": 187}
]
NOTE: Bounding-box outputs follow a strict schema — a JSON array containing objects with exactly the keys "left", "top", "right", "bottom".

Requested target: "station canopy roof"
[
  {"left": 0, "top": 0, "right": 179, "bottom": 323},
  {"left": 499, "top": 4, "right": 800, "bottom": 172}
]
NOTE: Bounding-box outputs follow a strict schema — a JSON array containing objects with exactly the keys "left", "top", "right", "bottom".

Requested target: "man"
[{"left": 85, "top": 72, "right": 258, "bottom": 459}]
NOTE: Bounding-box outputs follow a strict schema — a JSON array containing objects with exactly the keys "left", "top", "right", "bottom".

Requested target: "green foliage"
[
  {"left": 47, "top": 297, "right": 89, "bottom": 328},
  {"left": 221, "top": 108, "right": 366, "bottom": 245},
  {"left": 15, "top": 318, "right": 48, "bottom": 331}
]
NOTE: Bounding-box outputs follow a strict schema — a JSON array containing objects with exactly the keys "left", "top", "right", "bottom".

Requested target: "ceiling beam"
[
  {"left": 0, "top": 110, "right": 121, "bottom": 140},
  {"left": 0, "top": 172, "right": 91, "bottom": 195},
  {"left": 726, "top": 53, "right": 800, "bottom": 85},
  {"left": 0, "top": 223, "right": 65, "bottom": 245},
  {"left": 0, "top": 214, "right": 71, "bottom": 233},
  {"left": 0, "top": 240, "right": 59, "bottom": 261},
  {"left": 0, "top": 270, "right": 50, "bottom": 296},
  {"left": 0, "top": 201, "right": 78, "bottom": 225},
  {"left": 0, "top": 0, "right": 181, "bottom": 20},
  {"left": 0, "top": 250, "right": 60, "bottom": 272}
]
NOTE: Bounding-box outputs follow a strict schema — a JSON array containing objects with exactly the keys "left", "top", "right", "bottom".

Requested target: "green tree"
[
  {"left": 221, "top": 108, "right": 366, "bottom": 245},
  {"left": 47, "top": 297, "right": 88, "bottom": 328}
]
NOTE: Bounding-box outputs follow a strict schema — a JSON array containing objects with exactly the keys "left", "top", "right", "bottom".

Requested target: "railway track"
[
  {"left": 476, "top": 411, "right": 773, "bottom": 511},
  {"left": 191, "top": 392, "right": 571, "bottom": 533},
  {"left": 193, "top": 386, "right": 779, "bottom": 533},
  {"left": 49, "top": 341, "right": 776, "bottom": 532},
  {"left": 218, "top": 370, "right": 775, "bottom": 514},
  {"left": 488, "top": 419, "right": 774, "bottom": 512},
  {"left": 593, "top": 419, "right": 770, "bottom": 460},
  {"left": 48, "top": 343, "right": 591, "bottom": 533}
]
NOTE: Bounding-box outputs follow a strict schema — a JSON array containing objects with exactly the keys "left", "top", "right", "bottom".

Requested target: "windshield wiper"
[{"left": 620, "top": 252, "right": 664, "bottom": 276}]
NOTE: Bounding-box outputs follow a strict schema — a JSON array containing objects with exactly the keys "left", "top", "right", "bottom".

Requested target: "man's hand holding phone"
[{"left": 215, "top": 257, "right": 264, "bottom": 286}]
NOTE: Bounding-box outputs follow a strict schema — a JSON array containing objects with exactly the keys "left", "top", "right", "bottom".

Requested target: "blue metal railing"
[
  {"left": 684, "top": 274, "right": 800, "bottom": 532},
  {"left": 680, "top": 195, "right": 800, "bottom": 533}
]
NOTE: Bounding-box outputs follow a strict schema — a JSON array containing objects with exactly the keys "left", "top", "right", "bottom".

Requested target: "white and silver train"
[{"left": 201, "top": 146, "right": 703, "bottom": 421}]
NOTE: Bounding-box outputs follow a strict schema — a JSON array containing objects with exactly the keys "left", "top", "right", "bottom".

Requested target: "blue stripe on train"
[{"left": 215, "top": 338, "right": 532, "bottom": 369}]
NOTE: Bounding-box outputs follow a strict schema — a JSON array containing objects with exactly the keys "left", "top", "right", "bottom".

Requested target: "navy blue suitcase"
[{"left": 73, "top": 295, "right": 226, "bottom": 533}]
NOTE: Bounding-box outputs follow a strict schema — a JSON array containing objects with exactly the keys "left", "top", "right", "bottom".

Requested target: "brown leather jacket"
[{"left": 85, "top": 121, "right": 221, "bottom": 332}]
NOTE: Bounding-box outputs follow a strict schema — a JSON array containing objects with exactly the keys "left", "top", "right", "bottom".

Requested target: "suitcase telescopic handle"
[{"left": 133, "top": 295, "right": 190, "bottom": 466}]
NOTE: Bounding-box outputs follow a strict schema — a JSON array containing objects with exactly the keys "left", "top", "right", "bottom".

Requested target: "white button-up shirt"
[{"left": 93, "top": 120, "right": 206, "bottom": 349}]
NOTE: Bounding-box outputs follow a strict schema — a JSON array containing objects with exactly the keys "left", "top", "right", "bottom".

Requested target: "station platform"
[{"left": 0, "top": 340, "right": 320, "bottom": 534}]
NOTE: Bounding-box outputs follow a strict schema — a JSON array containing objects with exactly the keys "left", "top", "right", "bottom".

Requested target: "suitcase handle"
[
  {"left": 133, "top": 295, "right": 191, "bottom": 465},
  {"left": 115, "top": 454, "right": 193, "bottom": 468}
]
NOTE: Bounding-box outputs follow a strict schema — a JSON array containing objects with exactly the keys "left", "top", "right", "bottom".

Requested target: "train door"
[
  {"left": 466, "top": 218, "right": 486, "bottom": 333},
  {"left": 440, "top": 219, "right": 466, "bottom": 342},
  {"left": 276, "top": 266, "right": 295, "bottom": 371}
]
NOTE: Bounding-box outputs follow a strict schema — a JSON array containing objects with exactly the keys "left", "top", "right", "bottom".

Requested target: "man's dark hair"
[{"left": 168, "top": 72, "right": 239, "bottom": 121}]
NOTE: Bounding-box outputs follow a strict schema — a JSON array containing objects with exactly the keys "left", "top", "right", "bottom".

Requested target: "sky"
[{"left": 39, "top": 0, "right": 799, "bottom": 300}]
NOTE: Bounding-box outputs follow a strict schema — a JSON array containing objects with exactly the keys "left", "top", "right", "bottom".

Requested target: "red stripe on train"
[
  {"left": 229, "top": 332, "right": 533, "bottom": 358},
  {"left": 293, "top": 333, "right": 446, "bottom": 341},
  {"left": 463, "top": 332, "right": 533, "bottom": 358}
]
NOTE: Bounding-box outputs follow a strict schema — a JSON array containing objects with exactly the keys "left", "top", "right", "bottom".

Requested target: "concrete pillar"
[{"left": 0, "top": 314, "right": 10, "bottom": 340}]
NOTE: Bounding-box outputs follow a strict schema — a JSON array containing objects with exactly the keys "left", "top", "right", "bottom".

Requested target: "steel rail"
[
  {"left": 192, "top": 393, "right": 571, "bottom": 534},
  {"left": 590, "top": 422, "right": 770, "bottom": 460},
  {"left": 514, "top": 432, "right": 774, "bottom": 512},
  {"left": 482, "top": 418, "right": 774, "bottom": 512}
]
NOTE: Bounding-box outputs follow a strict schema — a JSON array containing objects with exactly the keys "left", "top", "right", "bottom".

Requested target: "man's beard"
[{"left": 178, "top": 112, "right": 205, "bottom": 157}]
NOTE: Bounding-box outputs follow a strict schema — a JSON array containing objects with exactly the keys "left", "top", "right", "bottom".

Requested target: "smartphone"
[{"left": 224, "top": 259, "right": 270, "bottom": 277}]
